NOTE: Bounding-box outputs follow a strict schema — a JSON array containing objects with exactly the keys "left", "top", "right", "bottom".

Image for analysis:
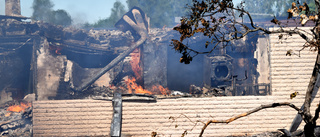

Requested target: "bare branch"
[
  {"left": 268, "top": 28, "right": 313, "bottom": 43},
  {"left": 312, "top": 102, "right": 320, "bottom": 123},
  {"left": 199, "top": 102, "right": 301, "bottom": 137},
  {"left": 169, "top": 114, "right": 204, "bottom": 137}
]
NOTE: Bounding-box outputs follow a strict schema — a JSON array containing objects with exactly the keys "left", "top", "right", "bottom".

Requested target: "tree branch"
[
  {"left": 172, "top": 0, "right": 320, "bottom": 60},
  {"left": 199, "top": 102, "right": 301, "bottom": 137}
]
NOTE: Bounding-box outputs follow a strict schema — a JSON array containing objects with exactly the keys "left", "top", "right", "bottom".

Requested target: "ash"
[
  {"left": 67, "top": 83, "right": 226, "bottom": 100},
  {"left": 0, "top": 101, "right": 32, "bottom": 137}
]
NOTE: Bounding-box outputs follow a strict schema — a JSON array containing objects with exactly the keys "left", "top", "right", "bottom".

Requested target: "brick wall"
[
  {"left": 33, "top": 100, "right": 112, "bottom": 136},
  {"left": 33, "top": 27, "right": 320, "bottom": 137},
  {"left": 120, "top": 27, "right": 320, "bottom": 136}
]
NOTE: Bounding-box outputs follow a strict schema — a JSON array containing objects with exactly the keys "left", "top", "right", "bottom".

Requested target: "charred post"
[
  {"left": 110, "top": 92, "right": 122, "bottom": 137},
  {"left": 5, "top": 0, "right": 21, "bottom": 17}
]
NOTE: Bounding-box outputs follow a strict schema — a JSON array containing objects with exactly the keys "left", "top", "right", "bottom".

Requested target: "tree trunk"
[
  {"left": 305, "top": 122, "right": 316, "bottom": 137},
  {"left": 303, "top": 49, "right": 320, "bottom": 136}
]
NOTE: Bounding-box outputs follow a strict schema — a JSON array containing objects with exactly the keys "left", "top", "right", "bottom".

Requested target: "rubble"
[
  {"left": 72, "top": 83, "right": 227, "bottom": 100},
  {"left": 0, "top": 101, "right": 32, "bottom": 137},
  {"left": 0, "top": 18, "right": 143, "bottom": 100},
  {"left": 1, "top": 17, "right": 228, "bottom": 101},
  {"left": 189, "top": 84, "right": 229, "bottom": 97}
]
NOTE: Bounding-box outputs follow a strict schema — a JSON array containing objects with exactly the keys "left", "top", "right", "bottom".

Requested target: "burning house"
[{"left": 1, "top": 1, "right": 320, "bottom": 137}]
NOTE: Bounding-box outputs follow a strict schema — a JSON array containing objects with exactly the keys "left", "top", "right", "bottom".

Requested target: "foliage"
[
  {"left": 172, "top": 0, "right": 249, "bottom": 63},
  {"left": 171, "top": 0, "right": 194, "bottom": 17},
  {"left": 126, "top": 0, "right": 192, "bottom": 28},
  {"left": 32, "top": 0, "right": 72, "bottom": 26},
  {"left": 171, "top": 0, "right": 319, "bottom": 64},
  {"left": 242, "top": 0, "right": 278, "bottom": 16},
  {"left": 85, "top": 0, "right": 126, "bottom": 28},
  {"left": 283, "top": 0, "right": 317, "bottom": 15},
  {"left": 86, "top": 0, "right": 193, "bottom": 28},
  {"left": 241, "top": 0, "right": 317, "bottom": 17}
]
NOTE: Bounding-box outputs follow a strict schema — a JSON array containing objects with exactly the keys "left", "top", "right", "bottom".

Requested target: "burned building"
[
  {"left": 168, "top": 28, "right": 270, "bottom": 96},
  {"left": 1, "top": 2, "right": 319, "bottom": 137}
]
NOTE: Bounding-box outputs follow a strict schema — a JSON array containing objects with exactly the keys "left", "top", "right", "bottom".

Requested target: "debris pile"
[
  {"left": 71, "top": 82, "right": 226, "bottom": 100},
  {"left": 0, "top": 101, "right": 32, "bottom": 136}
]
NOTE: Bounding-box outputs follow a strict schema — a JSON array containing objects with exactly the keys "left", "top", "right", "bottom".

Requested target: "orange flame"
[
  {"left": 125, "top": 77, "right": 170, "bottom": 95},
  {"left": 152, "top": 85, "right": 170, "bottom": 95},
  {"left": 127, "top": 48, "right": 170, "bottom": 95},
  {"left": 130, "top": 49, "right": 142, "bottom": 80},
  {"left": 126, "top": 77, "right": 152, "bottom": 94},
  {"left": 5, "top": 112, "right": 12, "bottom": 117},
  {"left": 7, "top": 102, "right": 32, "bottom": 112},
  {"left": 49, "top": 45, "right": 62, "bottom": 55}
]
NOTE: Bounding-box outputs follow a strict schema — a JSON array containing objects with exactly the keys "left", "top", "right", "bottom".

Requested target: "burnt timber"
[
  {"left": 0, "top": 18, "right": 170, "bottom": 101},
  {"left": 0, "top": 18, "right": 132, "bottom": 101}
]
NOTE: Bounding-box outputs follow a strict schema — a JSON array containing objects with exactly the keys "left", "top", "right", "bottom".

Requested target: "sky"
[
  {"left": 0, "top": 0, "right": 127, "bottom": 24},
  {"left": 0, "top": 0, "right": 242, "bottom": 24}
]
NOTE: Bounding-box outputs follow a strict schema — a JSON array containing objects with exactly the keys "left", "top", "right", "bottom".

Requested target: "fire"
[
  {"left": 127, "top": 48, "right": 170, "bottom": 95},
  {"left": 130, "top": 48, "right": 142, "bottom": 80},
  {"left": 125, "top": 77, "right": 170, "bottom": 95},
  {"left": 7, "top": 102, "right": 32, "bottom": 112},
  {"left": 126, "top": 77, "right": 152, "bottom": 94},
  {"left": 151, "top": 85, "right": 170, "bottom": 95},
  {"left": 49, "top": 45, "right": 62, "bottom": 55},
  {"left": 5, "top": 112, "right": 12, "bottom": 117}
]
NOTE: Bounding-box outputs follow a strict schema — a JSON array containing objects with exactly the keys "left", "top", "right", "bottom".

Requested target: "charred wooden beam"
[
  {"left": 93, "top": 93, "right": 157, "bottom": 102},
  {"left": 110, "top": 92, "right": 122, "bottom": 137},
  {"left": 0, "top": 37, "right": 33, "bottom": 51},
  {"left": 0, "top": 15, "right": 29, "bottom": 20},
  {"left": 72, "top": 7, "right": 148, "bottom": 92},
  {"left": 72, "top": 36, "right": 146, "bottom": 92}
]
